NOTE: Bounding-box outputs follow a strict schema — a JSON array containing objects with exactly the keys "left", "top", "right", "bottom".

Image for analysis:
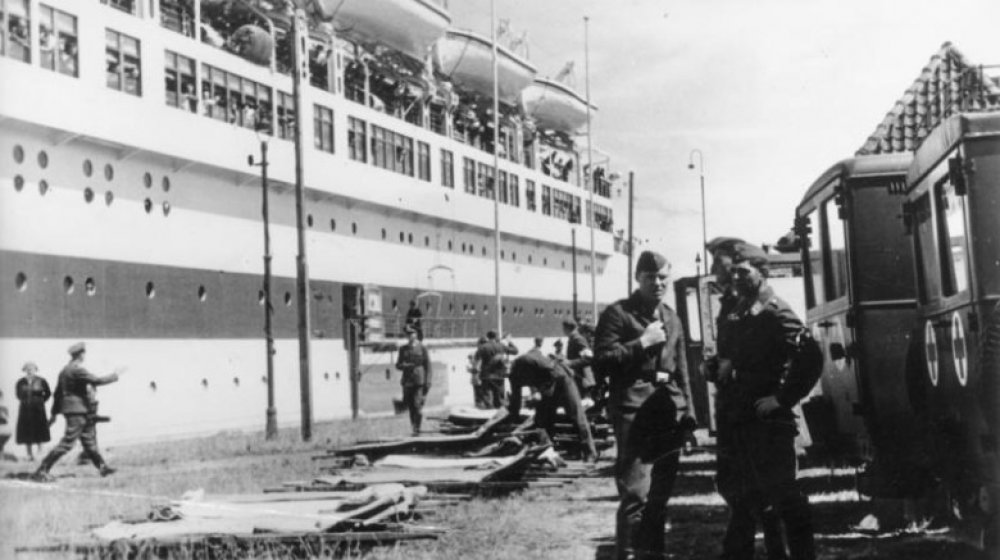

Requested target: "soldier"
[
  {"left": 507, "top": 337, "right": 597, "bottom": 462},
  {"left": 395, "top": 326, "right": 432, "bottom": 436},
  {"left": 33, "top": 343, "right": 123, "bottom": 481},
  {"left": 713, "top": 242, "right": 822, "bottom": 560},
  {"left": 562, "top": 319, "right": 597, "bottom": 399},
  {"left": 704, "top": 237, "right": 788, "bottom": 560},
  {"left": 594, "top": 250, "right": 695, "bottom": 560},
  {"left": 474, "top": 331, "right": 519, "bottom": 409}
]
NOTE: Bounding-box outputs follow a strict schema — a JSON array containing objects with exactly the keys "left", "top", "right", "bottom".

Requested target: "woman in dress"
[{"left": 15, "top": 362, "right": 51, "bottom": 460}]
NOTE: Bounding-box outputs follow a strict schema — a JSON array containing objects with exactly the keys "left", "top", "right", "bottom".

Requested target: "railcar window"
[
  {"left": 803, "top": 208, "right": 822, "bottom": 309},
  {"left": 935, "top": 180, "right": 970, "bottom": 296},
  {"left": 462, "top": 157, "right": 475, "bottom": 194},
  {"left": 541, "top": 185, "right": 552, "bottom": 216},
  {"left": 822, "top": 198, "right": 848, "bottom": 301},
  {"left": 440, "top": 149, "right": 454, "bottom": 188},
  {"left": 347, "top": 117, "right": 367, "bottom": 163},
  {"left": 510, "top": 175, "right": 520, "bottom": 208},
  {"left": 313, "top": 104, "right": 334, "bottom": 154},
  {"left": 525, "top": 180, "right": 536, "bottom": 212},
  {"left": 912, "top": 193, "right": 937, "bottom": 303}
]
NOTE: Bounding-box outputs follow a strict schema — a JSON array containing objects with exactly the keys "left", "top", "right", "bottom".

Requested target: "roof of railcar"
[
  {"left": 797, "top": 152, "right": 913, "bottom": 210},
  {"left": 905, "top": 111, "right": 1000, "bottom": 189}
]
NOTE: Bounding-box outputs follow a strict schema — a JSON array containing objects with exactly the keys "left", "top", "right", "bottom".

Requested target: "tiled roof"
[{"left": 856, "top": 42, "right": 1000, "bottom": 156}]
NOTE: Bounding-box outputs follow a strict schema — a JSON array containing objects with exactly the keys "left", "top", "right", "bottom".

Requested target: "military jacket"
[
  {"left": 507, "top": 348, "right": 573, "bottom": 417},
  {"left": 474, "top": 340, "right": 518, "bottom": 379},
  {"left": 52, "top": 360, "right": 116, "bottom": 415},
  {"left": 718, "top": 284, "right": 820, "bottom": 421},
  {"left": 395, "top": 342, "right": 432, "bottom": 388},
  {"left": 594, "top": 291, "right": 692, "bottom": 412}
]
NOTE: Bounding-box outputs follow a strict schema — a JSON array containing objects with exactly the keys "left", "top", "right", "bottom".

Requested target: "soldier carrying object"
[
  {"left": 703, "top": 236, "right": 788, "bottom": 560},
  {"left": 395, "top": 326, "right": 432, "bottom": 436},
  {"left": 713, "top": 242, "right": 823, "bottom": 560},
  {"left": 506, "top": 337, "right": 598, "bottom": 462},
  {"left": 474, "top": 331, "right": 519, "bottom": 409},
  {"left": 594, "top": 250, "right": 696, "bottom": 560},
  {"left": 34, "top": 343, "right": 124, "bottom": 482}
]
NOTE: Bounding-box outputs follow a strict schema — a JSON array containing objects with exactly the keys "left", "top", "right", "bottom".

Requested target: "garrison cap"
[
  {"left": 561, "top": 319, "right": 577, "bottom": 330},
  {"left": 706, "top": 236, "right": 746, "bottom": 256},
  {"left": 731, "top": 242, "right": 769, "bottom": 269},
  {"left": 635, "top": 250, "right": 670, "bottom": 274},
  {"left": 68, "top": 342, "right": 86, "bottom": 356}
]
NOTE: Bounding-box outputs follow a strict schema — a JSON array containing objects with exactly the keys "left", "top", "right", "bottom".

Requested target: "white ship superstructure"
[{"left": 0, "top": 0, "right": 629, "bottom": 443}]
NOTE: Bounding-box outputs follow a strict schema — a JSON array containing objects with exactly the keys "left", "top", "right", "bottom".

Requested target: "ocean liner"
[{"left": 0, "top": 0, "right": 630, "bottom": 443}]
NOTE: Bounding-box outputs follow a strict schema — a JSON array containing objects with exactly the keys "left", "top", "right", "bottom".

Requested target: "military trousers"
[
  {"left": 534, "top": 374, "right": 597, "bottom": 460},
  {"left": 716, "top": 419, "right": 814, "bottom": 560},
  {"left": 479, "top": 377, "right": 505, "bottom": 409},
  {"left": 401, "top": 385, "right": 427, "bottom": 434},
  {"left": 38, "top": 414, "right": 105, "bottom": 473}
]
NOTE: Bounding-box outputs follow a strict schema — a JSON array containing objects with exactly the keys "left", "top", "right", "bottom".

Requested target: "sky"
[{"left": 449, "top": 0, "right": 999, "bottom": 277}]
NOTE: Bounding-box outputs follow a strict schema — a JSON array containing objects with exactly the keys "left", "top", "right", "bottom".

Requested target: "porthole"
[
  {"left": 284, "top": 292, "right": 292, "bottom": 306},
  {"left": 544, "top": 258, "right": 548, "bottom": 266},
  {"left": 83, "top": 159, "right": 93, "bottom": 177},
  {"left": 14, "top": 175, "right": 24, "bottom": 192},
  {"left": 502, "top": 305, "right": 507, "bottom": 314},
  {"left": 15, "top": 272, "right": 28, "bottom": 291},
  {"left": 448, "top": 240, "right": 453, "bottom": 250},
  {"left": 307, "top": 214, "right": 314, "bottom": 227},
  {"left": 143, "top": 172, "right": 152, "bottom": 188},
  {"left": 38, "top": 180, "right": 49, "bottom": 196},
  {"left": 512, "top": 252, "right": 517, "bottom": 261},
  {"left": 330, "top": 219, "right": 336, "bottom": 231},
  {"left": 105, "top": 191, "right": 114, "bottom": 206},
  {"left": 201, "top": 378, "right": 209, "bottom": 388},
  {"left": 63, "top": 276, "right": 74, "bottom": 294},
  {"left": 424, "top": 236, "right": 429, "bottom": 246},
  {"left": 144, "top": 198, "right": 153, "bottom": 213},
  {"left": 528, "top": 255, "right": 533, "bottom": 264},
  {"left": 85, "top": 277, "right": 96, "bottom": 296},
  {"left": 381, "top": 228, "right": 387, "bottom": 240},
  {"left": 13, "top": 145, "right": 24, "bottom": 163},
  {"left": 391, "top": 299, "right": 398, "bottom": 311},
  {"left": 146, "top": 282, "right": 156, "bottom": 298},
  {"left": 257, "top": 290, "right": 265, "bottom": 305},
  {"left": 398, "top": 231, "right": 404, "bottom": 242},
  {"left": 482, "top": 247, "right": 486, "bottom": 256},
  {"left": 149, "top": 381, "right": 158, "bottom": 391},
  {"left": 37, "top": 151, "right": 48, "bottom": 169},
  {"left": 352, "top": 222, "right": 357, "bottom": 234},
  {"left": 323, "top": 372, "right": 330, "bottom": 381},
  {"left": 561, "top": 261, "right": 565, "bottom": 268},
  {"left": 162, "top": 176, "right": 171, "bottom": 192},
  {"left": 84, "top": 188, "right": 94, "bottom": 203},
  {"left": 162, "top": 201, "right": 171, "bottom": 216},
  {"left": 448, "top": 302, "right": 454, "bottom": 312},
  {"left": 104, "top": 163, "right": 114, "bottom": 181},
  {"left": 461, "top": 243, "right": 466, "bottom": 252},
  {"left": 500, "top": 250, "right": 505, "bottom": 259},
  {"left": 233, "top": 377, "right": 240, "bottom": 387},
  {"left": 198, "top": 285, "right": 207, "bottom": 301},
  {"left": 408, "top": 233, "right": 413, "bottom": 244}
]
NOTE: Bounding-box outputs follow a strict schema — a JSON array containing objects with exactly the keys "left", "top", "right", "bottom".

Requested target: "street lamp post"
[
  {"left": 688, "top": 149, "right": 708, "bottom": 272},
  {"left": 248, "top": 139, "right": 277, "bottom": 440}
]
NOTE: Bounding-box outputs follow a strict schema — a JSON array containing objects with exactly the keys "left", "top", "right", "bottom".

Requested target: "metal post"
[
  {"left": 689, "top": 149, "right": 708, "bottom": 271},
  {"left": 627, "top": 170, "right": 634, "bottom": 294},
  {"left": 259, "top": 141, "right": 277, "bottom": 440},
  {"left": 584, "top": 16, "right": 597, "bottom": 320},
  {"left": 348, "top": 320, "right": 360, "bottom": 420},
  {"left": 490, "top": 0, "right": 502, "bottom": 336},
  {"left": 571, "top": 228, "right": 578, "bottom": 320},
  {"left": 291, "top": 6, "right": 313, "bottom": 441}
]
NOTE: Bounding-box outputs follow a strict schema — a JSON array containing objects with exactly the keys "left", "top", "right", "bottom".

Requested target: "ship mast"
[
  {"left": 291, "top": 2, "right": 313, "bottom": 441},
  {"left": 491, "top": 0, "right": 503, "bottom": 337},
  {"left": 584, "top": 16, "right": 597, "bottom": 321}
]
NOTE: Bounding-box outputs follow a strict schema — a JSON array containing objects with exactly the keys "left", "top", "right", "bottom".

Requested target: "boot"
[{"left": 99, "top": 465, "right": 117, "bottom": 477}]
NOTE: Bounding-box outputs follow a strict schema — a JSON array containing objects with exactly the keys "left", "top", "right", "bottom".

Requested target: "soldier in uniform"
[
  {"left": 507, "top": 337, "right": 597, "bottom": 462},
  {"left": 474, "top": 331, "right": 519, "bottom": 409},
  {"left": 712, "top": 243, "right": 822, "bottom": 560},
  {"left": 563, "top": 320, "right": 597, "bottom": 400},
  {"left": 395, "top": 326, "right": 432, "bottom": 436},
  {"left": 704, "top": 237, "right": 788, "bottom": 560},
  {"left": 594, "top": 250, "right": 696, "bottom": 560},
  {"left": 34, "top": 343, "right": 123, "bottom": 481}
]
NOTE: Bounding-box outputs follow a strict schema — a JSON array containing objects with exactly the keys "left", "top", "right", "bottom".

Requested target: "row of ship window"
[{"left": 12, "top": 271, "right": 589, "bottom": 320}]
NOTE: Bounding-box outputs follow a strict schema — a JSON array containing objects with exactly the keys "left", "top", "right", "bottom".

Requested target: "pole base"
[{"left": 265, "top": 407, "right": 278, "bottom": 440}]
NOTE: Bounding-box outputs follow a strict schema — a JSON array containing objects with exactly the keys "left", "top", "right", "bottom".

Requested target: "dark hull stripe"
[{"left": 1, "top": 249, "right": 585, "bottom": 339}]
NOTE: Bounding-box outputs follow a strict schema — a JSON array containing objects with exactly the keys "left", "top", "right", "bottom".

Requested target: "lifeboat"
[
  {"left": 521, "top": 77, "right": 596, "bottom": 133},
  {"left": 434, "top": 29, "right": 537, "bottom": 104},
  {"left": 314, "top": 0, "right": 451, "bottom": 60}
]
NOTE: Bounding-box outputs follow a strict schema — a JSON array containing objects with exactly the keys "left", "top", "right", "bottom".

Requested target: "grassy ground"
[{"left": 0, "top": 414, "right": 992, "bottom": 560}]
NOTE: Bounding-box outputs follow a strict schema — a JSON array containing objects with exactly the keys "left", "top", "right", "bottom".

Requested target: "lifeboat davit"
[
  {"left": 314, "top": 0, "right": 451, "bottom": 60},
  {"left": 521, "top": 77, "right": 596, "bottom": 133},
  {"left": 434, "top": 29, "right": 537, "bottom": 104}
]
